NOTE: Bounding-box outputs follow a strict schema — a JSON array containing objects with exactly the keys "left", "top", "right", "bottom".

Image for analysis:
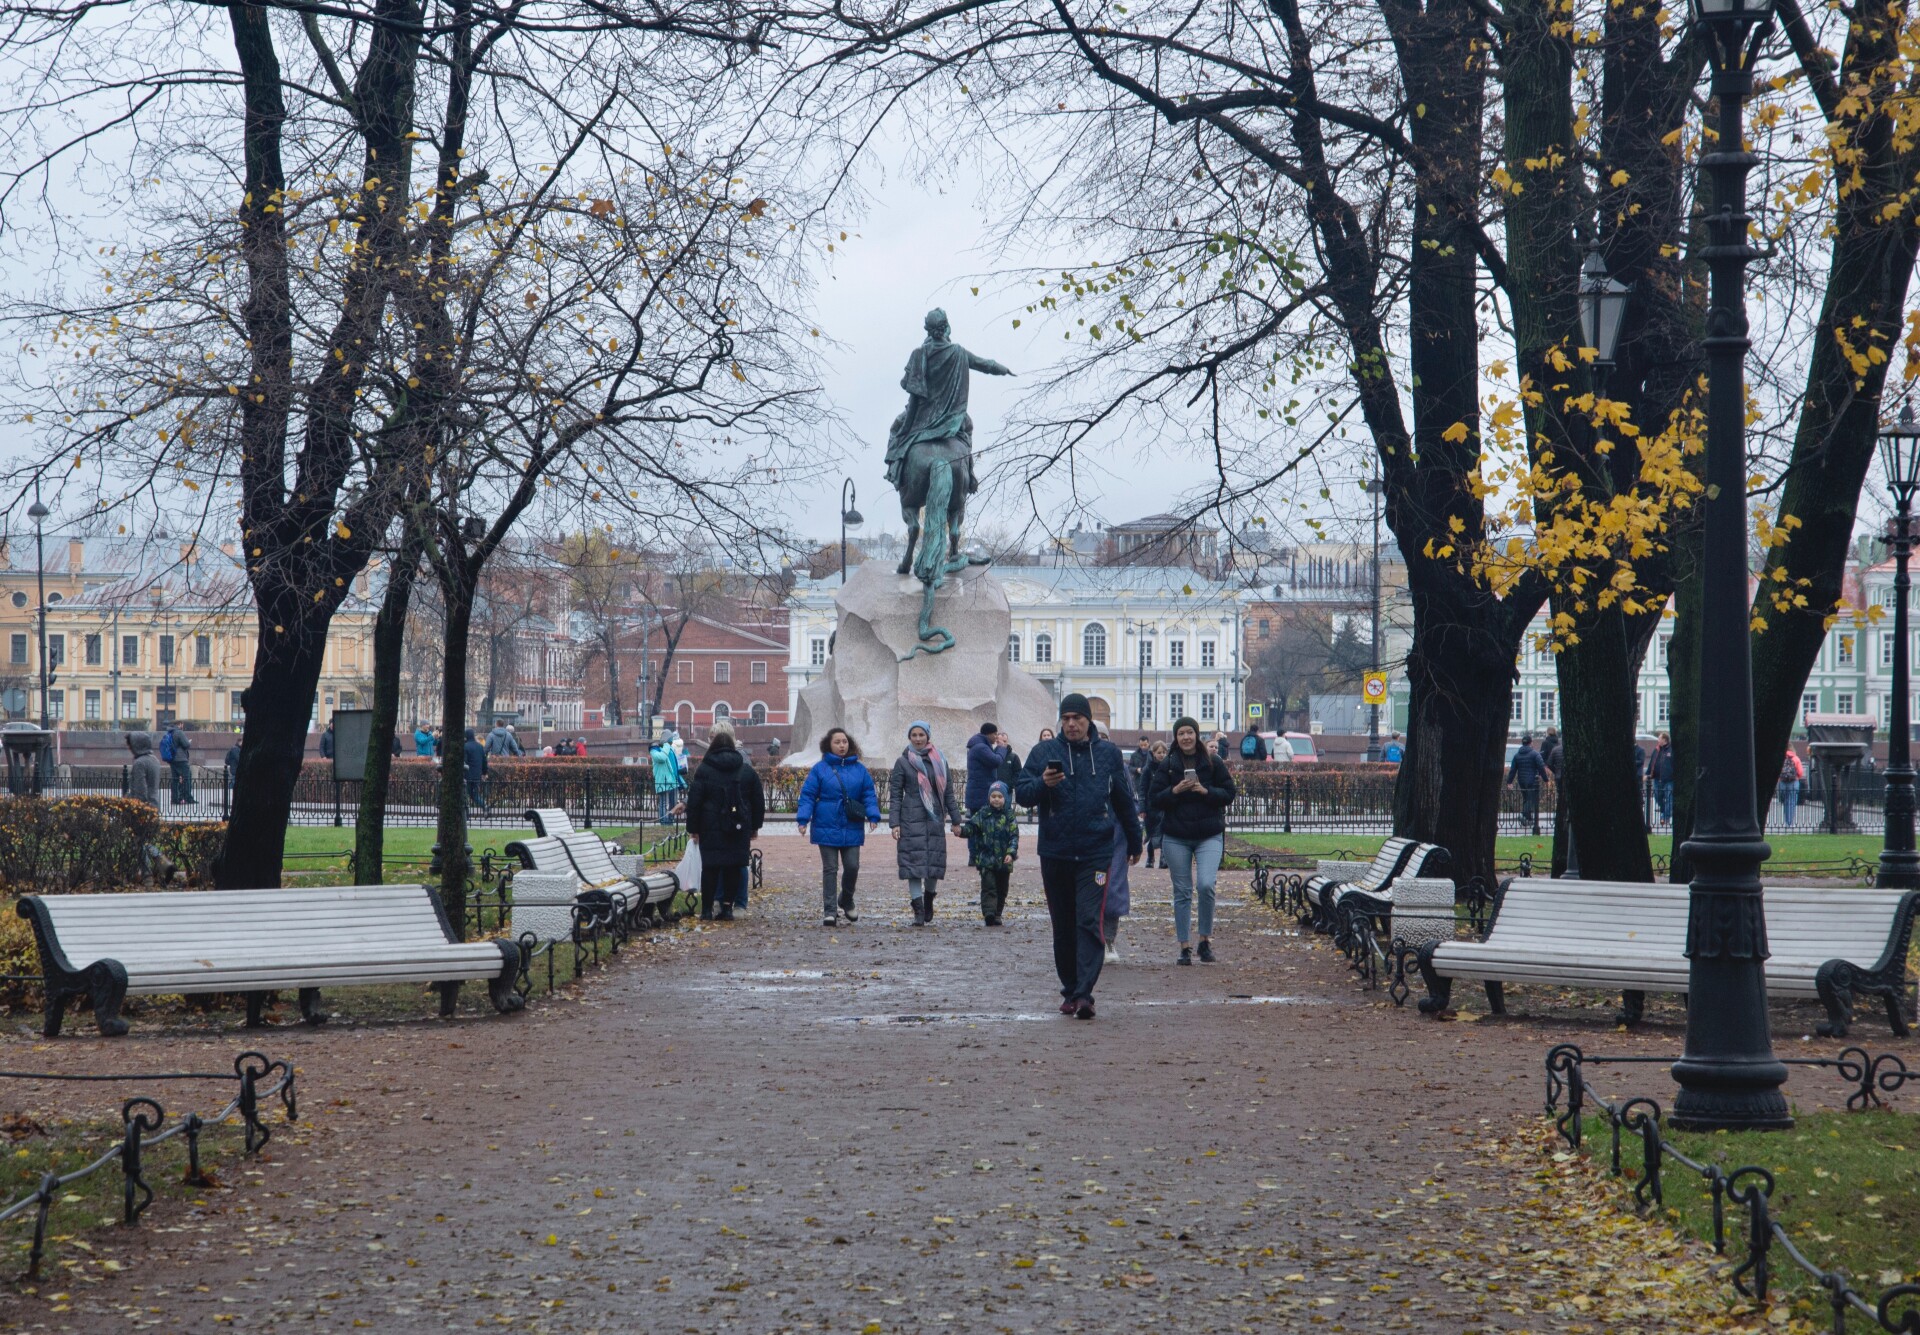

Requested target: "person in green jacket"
[{"left": 962, "top": 781, "right": 1020, "bottom": 925}]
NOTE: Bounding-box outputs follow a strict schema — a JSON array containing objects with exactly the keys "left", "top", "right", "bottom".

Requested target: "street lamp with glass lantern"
[
  {"left": 1577, "top": 248, "right": 1632, "bottom": 372},
  {"left": 1877, "top": 403, "right": 1920, "bottom": 889},
  {"left": 840, "top": 479, "right": 864, "bottom": 585},
  {"left": 26, "top": 495, "right": 50, "bottom": 735},
  {"left": 1669, "top": 0, "right": 1791, "bottom": 1132}
]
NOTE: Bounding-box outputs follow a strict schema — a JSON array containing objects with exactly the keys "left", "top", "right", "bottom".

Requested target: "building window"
[
  {"left": 712, "top": 701, "right": 732, "bottom": 722},
  {"left": 676, "top": 660, "right": 693, "bottom": 684},
  {"left": 1837, "top": 633, "right": 1857, "bottom": 667},
  {"left": 1258, "top": 618, "right": 1271, "bottom": 636},
  {"left": 1169, "top": 691, "right": 1185, "bottom": 720},
  {"left": 1082, "top": 623, "right": 1107, "bottom": 667},
  {"left": 714, "top": 661, "right": 731, "bottom": 684},
  {"left": 750, "top": 660, "right": 767, "bottom": 684},
  {"left": 1200, "top": 691, "right": 1217, "bottom": 722},
  {"left": 121, "top": 689, "right": 137, "bottom": 718},
  {"left": 47, "top": 689, "right": 62, "bottom": 721},
  {"left": 1200, "top": 639, "right": 1217, "bottom": 669},
  {"left": 7, "top": 634, "right": 24, "bottom": 666},
  {"left": 1168, "top": 640, "right": 1186, "bottom": 668},
  {"left": 121, "top": 635, "right": 138, "bottom": 667},
  {"left": 7, "top": 591, "right": 22, "bottom": 608},
  {"left": 231, "top": 690, "right": 246, "bottom": 722},
  {"left": 1539, "top": 690, "right": 1557, "bottom": 723},
  {"left": 159, "top": 634, "right": 175, "bottom": 667},
  {"left": 1138, "top": 639, "right": 1154, "bottom": 669},
  {"left": 750, "top": 702, "right": 767, "bottom": 726},
  {"left": 47, "top": 634, "right": 63, "bottom": 667},
  {"left": 1658, "top": 636, "right": 1670, "bottom": 667},
  {"left": 1657, "top": 692, "right": 1672, "bottom": 725},
  {"left": 1006, "top": 634, "right": 1021, "bottom": 663},
  {"left": 1838, "top": 691, "right": 1857, "bottom": 715},
  {"left": 195, "top": 634, "right": 211, "bottom": 667},
  {"left": 1138, "top": 691, "right": 1154, "bottom": 722},
  {"left": 1802, "top": 691, "right": 1819, "bottom": 718},
  {"left": 83, "top": 689, "right": 100, "bottom": 720},
  {"left": 84, "top": 634, "right": 101, "bottom": 666},
  {"left": 809, "top": 637, "right": 827, "bottom": 667},
  {"left": 1034, "top": 633, "right": 1053, "bottom": 664},
  {"left": 1511, "top": 693, "right": 1525, "bottom": 723},
  {"left": 339, "top": 691, "right": 357, "bottom": 710}
]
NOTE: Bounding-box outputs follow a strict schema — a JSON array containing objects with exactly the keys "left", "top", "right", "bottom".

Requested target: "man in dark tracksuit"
[{"left": 1016, "top": 693, "right": 1142, "bottom": 1021}]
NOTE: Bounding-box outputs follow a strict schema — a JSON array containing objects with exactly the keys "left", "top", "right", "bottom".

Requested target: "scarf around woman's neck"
[{"left": 904, "top": 743, "right": 948, "bottom": 819}]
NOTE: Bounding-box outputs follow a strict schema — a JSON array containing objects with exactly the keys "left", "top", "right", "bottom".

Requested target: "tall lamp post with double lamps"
[
  {"left": 1669, "top": 0, "right": 1790, "bottom": 1132},
  {"left": 1877, "top": 404, "right": 1920, "bottom": 889}
]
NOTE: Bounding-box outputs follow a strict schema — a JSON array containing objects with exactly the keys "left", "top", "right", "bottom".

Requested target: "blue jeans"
[
  {"left": 1162, "top": 834, "right": 1224, "bottom": 944},
  {"left": 1779, "top": 781, "right": 1799, "bottom": 827},
  {"left": 657, "top": 787, "right": 676, "bottom": 823},
  {"left": 1652, "top": 779, "right": 1673, "bottom": 822}
]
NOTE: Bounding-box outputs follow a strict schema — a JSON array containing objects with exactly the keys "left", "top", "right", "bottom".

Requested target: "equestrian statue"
[{"left": 884, "top": 308, "right": 1012, "bottom": 658}]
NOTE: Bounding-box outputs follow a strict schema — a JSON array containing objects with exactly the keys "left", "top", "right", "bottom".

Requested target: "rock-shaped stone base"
[{"left": 790, "top": 563, "right": 1057, "bottom": 760}]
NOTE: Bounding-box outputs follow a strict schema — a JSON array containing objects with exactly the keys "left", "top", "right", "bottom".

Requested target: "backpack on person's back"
[{"left": 159, "top": 730, "right": 175, "bottom": 763}]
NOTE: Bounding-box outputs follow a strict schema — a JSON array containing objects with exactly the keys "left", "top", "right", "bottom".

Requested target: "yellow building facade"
[{"left": 0, "top": 534, "right": 376, "bottom": 731}]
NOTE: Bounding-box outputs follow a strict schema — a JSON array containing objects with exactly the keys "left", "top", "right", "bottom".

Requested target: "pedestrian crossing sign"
[{"left": 1362, "top": 672, "right": 1389, "bottom": 704}]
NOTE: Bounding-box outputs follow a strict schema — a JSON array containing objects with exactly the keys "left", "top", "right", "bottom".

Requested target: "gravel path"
[{"left": 0, "top": 839, "right": 1878, "bottom": 1333}]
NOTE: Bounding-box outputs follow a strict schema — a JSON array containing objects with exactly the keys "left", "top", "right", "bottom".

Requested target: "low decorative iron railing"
[
  {"left": 1545, "top": 1044, "right": 1920, "bottom": 1331},
  {"left": 0, "top": 1050, "right": 295, "bottom": 1278}
]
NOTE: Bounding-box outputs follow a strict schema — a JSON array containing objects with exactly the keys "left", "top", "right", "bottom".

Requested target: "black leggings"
[{"left": 700, "top": 864, "right": 743, "bottom": 918}]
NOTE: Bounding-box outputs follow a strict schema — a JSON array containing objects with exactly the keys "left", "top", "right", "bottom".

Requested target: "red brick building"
[{"left": 581, "top": 612, "right": 789, "bottom": 732}]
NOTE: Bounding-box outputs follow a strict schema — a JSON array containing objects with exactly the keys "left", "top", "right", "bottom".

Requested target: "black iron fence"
[
  {"left": 0, "top": 1051, "right": 295, "bottom": 1279},
  {"left": 1545, "top": 1044, "right": 1920, "bottom": 1330}
]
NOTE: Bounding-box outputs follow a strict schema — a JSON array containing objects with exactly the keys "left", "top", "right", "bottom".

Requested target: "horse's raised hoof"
[{"left": 895, "top": 559, "right": 912, "bottom": 575}]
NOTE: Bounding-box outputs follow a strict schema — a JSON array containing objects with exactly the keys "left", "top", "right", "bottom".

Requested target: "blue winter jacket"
[
  {"left": 797, "top": 752, "right": 881, "bottom": 847},
  {"left": 964, "top": 731, "right": 1007, "bottom": 812},
  {"left": 1015, "top": 725, "right": 1143, "bottom": 863},
  {"left": 414, "top": 727, "right": 434, "bottom": 758},
  {"left": 650, "top": 742, "right": 682, "bottom": 792}
]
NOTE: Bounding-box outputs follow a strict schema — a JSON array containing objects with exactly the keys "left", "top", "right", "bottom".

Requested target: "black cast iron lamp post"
[
  {"left": 1878, "top": 404, "right": 1920, "bottom": 889},
  {"left": 27, "top": 496, "right": 50, "bottom": 733},
  {"left": 1670, "top": 0, "right": 1791, "bottom": 1132},
  {"left": 840, "top": 479, "right": 863, "bottom": 585}
]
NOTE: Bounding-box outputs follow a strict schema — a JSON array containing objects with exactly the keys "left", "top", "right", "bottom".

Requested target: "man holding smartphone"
[{"left": 1016, "top": 694, "right": 1142, "bottom": 1020}]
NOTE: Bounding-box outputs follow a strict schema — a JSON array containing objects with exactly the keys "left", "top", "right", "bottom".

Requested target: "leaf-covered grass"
[
  {"left": 279, "top": 825, "right": 649, "bottom": 879},
  {"left": 1580, "top": 1109, "right": 1920, "bottom": 1307},
  {"left": 1231, "top": 831, "right": 1885, "bottom": 876}
]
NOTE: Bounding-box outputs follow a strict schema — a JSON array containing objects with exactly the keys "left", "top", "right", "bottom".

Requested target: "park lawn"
[
  {"left": 278, "top": 825, "right": 648, "bottom": 878},
  {"left": 1580, "top": 1110, "right": 1920, "bottom": 1310},
  {"left": 1232, "top": 831, "right": 1883, "bottom": 876}
]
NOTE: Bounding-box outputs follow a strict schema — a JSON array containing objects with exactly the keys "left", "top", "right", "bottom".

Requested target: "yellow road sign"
[{"left": 1362, "top": 671, "right": 1389, "bottom": 704}]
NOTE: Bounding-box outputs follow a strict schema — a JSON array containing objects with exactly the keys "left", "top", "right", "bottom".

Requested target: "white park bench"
[
  {"left": 1408, "top": 877, "right": 1920, "bottom": 1036},
  {"left": 1298, "top": 837, "right": 1436, "bottom": 934},
  {"left": 524, "top": 808, "right": 575, "bottom": 837},
  {"left": 504, "top": 832, "right": 680, "bottom": 935},
  {"left": 16, "top": 885, "right": 524, "bottom": 1038}
]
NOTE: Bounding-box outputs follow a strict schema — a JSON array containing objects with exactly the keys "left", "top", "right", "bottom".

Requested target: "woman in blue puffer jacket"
[{"left": 797, "top": 727, "right": 882, "bottom": 928}]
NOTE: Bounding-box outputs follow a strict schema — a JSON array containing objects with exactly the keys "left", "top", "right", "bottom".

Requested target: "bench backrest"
[
  {"left": 1354, "top": 838, "right": 1416, "bottom": 892},
  {"left": 1402, "top": 843, "right": 1450, "bottom": 880},
  {"left": 557, "top": 832, "right": 627, "bottom": 888},
  {"left": 506, "top": 835, "right": 573, "bottom": 874},
  {"left": 1488, "top": 879, "right": 1916, "bottom": 965},
  {"left": 525, "top": 808, "right": 574, "bottom": 837},
  {"left": 21, "top": 884, "right": 457, "bottom": 971}
]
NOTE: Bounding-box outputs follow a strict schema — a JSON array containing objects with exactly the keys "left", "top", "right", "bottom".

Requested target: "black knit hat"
[{"left": 1058, "top": 692, "right": 1092, "bottom": 719}]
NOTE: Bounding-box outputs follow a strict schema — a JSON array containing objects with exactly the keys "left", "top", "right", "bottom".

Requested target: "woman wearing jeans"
[
  {"left": 797, "top": 728, "right": 881, "bottom": 927},
  {"left": 1147, "top": 716, "right": 1236, "bottom": 965}
]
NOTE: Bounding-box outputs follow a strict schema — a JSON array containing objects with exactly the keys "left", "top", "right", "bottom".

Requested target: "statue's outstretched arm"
[{"left": 967, "top": 351, "right": 1014, "bottom": 376}]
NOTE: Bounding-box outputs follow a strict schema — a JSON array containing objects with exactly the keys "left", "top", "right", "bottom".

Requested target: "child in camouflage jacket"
[{"left": 963, "top": 781, "right": 1020, "bottom": 925}]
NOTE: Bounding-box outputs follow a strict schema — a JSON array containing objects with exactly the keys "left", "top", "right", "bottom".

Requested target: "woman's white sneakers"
[{"left": 1104, "top": 943, "right": 1119, "bottom": 964}]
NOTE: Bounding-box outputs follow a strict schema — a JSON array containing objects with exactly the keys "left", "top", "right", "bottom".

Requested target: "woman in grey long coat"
[{"left": 889, "top": 721, "right": 964, "bottom": 925}]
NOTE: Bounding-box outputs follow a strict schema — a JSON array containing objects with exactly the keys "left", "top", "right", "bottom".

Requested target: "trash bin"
[{"left": 1, "top": 725, "right": 53, "bottom": 798}]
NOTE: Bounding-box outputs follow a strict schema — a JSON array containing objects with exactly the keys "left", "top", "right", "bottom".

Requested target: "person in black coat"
[
  {"left": 683, "top": 721, "right": 765, "bottom": 921},
  {"left": 1506, "top": 733, "right": 1547, "bottom": 834},
  {"left": 1146, "top": 716, "right": 1237, "bottom": 964}
]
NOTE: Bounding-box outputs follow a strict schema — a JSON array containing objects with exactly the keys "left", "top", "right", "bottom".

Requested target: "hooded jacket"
[
  {"left": 126, "top": 732, "right": 163, "bottom": 807},
  {"left": 1015, "top": 723, "right": 1143, "bottom": 863},
  {"left": 964, "top": 730, "right": 1007, "bottom": 812},
  {"left": 650, "top": 740, "right": 683, "bottom": 791},
  {"left": 684, "top": 740, "right": 764, "bottom": 868},
  {"left": 1146, "top": 747, "right": 1236, "bottom": 842},
  {"left": 797, "top": 750, "right": 880, "bottom": 848}
]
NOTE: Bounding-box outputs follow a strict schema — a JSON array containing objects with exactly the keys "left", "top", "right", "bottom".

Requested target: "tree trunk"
[
  {"left": 436, "top": 579, "right": 476, "bottom": 935},
  {"left": 602, "top": 637, "right": 623, "bottom": 726},
  {"left": 214, "top": 601, "right": 328, "bottom": 890},
  {"left": 353, "top": 536, "right": 422, "bottom": 885}
]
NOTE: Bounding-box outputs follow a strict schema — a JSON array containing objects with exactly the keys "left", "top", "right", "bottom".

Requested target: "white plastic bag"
[{"left": 674, "top": 839, "right": 702, "bottom": 893}]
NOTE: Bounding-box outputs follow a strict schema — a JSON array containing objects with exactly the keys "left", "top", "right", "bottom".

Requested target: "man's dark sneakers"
[
  {"left": 1198, "top": 940, "right": 1216, "bottom": 963},
  {"left": 1178, "top": 946, "right": 1192, "bottom": 966},
  {"left": 1075, "top": 998, "right": 1095, "bottom": 1020},
  {"left": 1059, "top": 998, "right": 1076, "bottom": 1015}
]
